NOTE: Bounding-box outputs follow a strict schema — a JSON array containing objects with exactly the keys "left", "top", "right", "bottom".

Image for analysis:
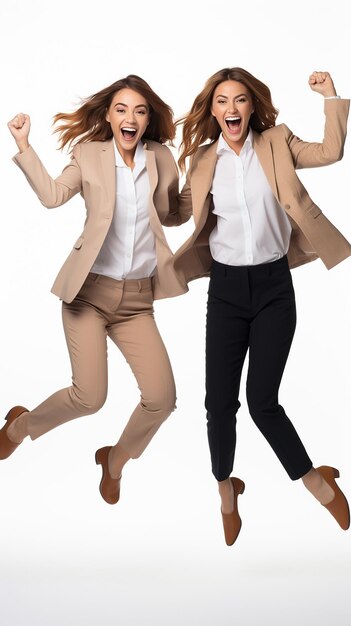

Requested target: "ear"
[{"left": 106, "top": 109, "right": 110, "bottom": 123}]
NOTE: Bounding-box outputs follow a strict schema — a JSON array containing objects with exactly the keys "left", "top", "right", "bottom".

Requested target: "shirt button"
[{"left": 285, "top": 204, "right": 291, "bottom": 210}]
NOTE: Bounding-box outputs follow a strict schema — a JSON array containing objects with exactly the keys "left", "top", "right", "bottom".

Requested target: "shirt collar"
[
  {"left": 217, "top": 127, "right": 253, "bottom": 155},
  {"left": 113, "top": 140, "right": 146, "bottom": 178}
]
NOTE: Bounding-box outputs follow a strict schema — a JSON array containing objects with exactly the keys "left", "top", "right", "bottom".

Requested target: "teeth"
[
  {"left": 225, "top": 116, "right": 240, "bottom": 121},
  {"left": 122, "top": 127, "right": 136, "bottom": 132}
]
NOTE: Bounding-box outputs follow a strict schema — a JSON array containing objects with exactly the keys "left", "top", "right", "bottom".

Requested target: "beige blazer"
[
  {"left": 174, "top": 98, "right": 351, "bottom": 286},
  {"left": 13, "top": 139, "right": 190, "bottom": 303}
]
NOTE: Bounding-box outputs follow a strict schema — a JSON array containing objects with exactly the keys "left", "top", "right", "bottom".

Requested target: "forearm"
[
  {"left": 175, "top": 177, "right": 193, "bottom": 224},
  {"left": 289, "top": 98, "right": 350, "bottom": 168},
  {"left": 163, "top": 176, "right": 193, "bottom": 227},
  {"left": 16, "top": 139, "right": 30, "bottom": 153},
  {"left": 13, "top": 145, "right": 82, "bottom": 208},
  {"left": 163, "top": 203, "right": 193, "bottom": 227}
]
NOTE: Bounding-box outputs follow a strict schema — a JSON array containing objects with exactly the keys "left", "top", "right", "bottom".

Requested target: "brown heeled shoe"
[
  {"left": 316, "top": 466, "right": 350, "bottom": 530},
  {"left": 221, "top": 477, "right": 245, "bottom": 546},
  {"left": 95, "top": 446, "right": 122, "bottom": 505},
  {"left": 0, "top": 406, "right": 28, "bottom": 460}
]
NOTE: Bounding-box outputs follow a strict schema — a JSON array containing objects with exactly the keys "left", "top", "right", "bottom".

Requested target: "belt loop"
[{"left": 138, "top": 280, "right": 142, "bottom": 292}]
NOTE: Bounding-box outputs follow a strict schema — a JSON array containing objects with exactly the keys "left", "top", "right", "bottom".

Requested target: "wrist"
[{"left": 16, "top": 139, "right": 30, "bottom": 153}]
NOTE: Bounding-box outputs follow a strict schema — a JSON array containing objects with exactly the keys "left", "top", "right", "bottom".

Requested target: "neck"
[
  {"left": 223, "top": 127, "right": 250, "bottom": 155},
  {"left": 114, "top": 140, "right": 137, "bottom": 169}
]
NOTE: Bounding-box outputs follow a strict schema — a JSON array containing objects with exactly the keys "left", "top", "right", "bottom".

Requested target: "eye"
[
  {"left": 217, "top": 100, "right": 226, "bottom": 104},
  {"left": 236, "top": 97, "right": 247, "bottom": 103},
  {"left": 136, "top": 110, "right": 147, "bottom": 115},
  {"left": 116, "top": 108, "right": 125, "bottom": 114}
]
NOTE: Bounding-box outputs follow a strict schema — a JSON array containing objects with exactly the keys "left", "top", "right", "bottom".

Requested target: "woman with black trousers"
[{"left": 175, "top": 68, "right": 350, "bottom": 545}]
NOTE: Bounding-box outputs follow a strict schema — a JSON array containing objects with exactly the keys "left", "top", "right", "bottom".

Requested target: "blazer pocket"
[{"left": 73, "top": 236, "right": 84, "bottom": 249}]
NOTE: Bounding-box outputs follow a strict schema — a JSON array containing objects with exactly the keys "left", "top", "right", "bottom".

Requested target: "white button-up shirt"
[
  {"left": 209, "top": 130, "right": 292, "bottom": 266},
  {"left": 91, "top": 140, "right": 156, "bottom": 280}
]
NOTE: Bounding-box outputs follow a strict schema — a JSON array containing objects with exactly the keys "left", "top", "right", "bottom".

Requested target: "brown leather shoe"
[
  {"left": 316, "top": 466, "right": 350, "bottom": 530},
  {"left": 221, "top": 477, "right": 245, "bottom": 546},
  {"left": 0, "top": 406, "right": 28, "bottom": 460},
  {"left": 95, "top": 446, "right": 122, "bottom": 505}
]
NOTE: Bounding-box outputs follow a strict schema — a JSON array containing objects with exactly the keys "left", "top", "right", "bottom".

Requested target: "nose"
[
  {"left": 227, "top": 100, "right": 238, "bottom": 114},
  {"left": 125, "top": 110, "right": 136, "bottom": 124}
]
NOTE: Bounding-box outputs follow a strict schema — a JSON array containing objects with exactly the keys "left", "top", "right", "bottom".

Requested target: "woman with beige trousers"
[{"left": 0, "top": 74, "right": 191, "bottom": 504}]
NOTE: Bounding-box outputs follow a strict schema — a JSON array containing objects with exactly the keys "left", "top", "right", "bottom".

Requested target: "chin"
[
  {"left": 121, "top": 140, "right": 137, "bottom": 150},
  {"left": 225, "top": 133, "right": 241, "bottom": 144}
]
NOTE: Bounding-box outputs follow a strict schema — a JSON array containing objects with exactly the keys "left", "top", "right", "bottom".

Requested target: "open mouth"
[
  {"left": 121, "top": 127, "right": 137, "bottom": 140},
  {"left": 225, "top": 116, "right": 241, "bottom": 132}
]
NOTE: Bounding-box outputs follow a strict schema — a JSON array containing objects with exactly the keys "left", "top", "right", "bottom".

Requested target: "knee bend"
[
  {"left": 141, "top": 390, "right": 177, "bottom": 419},
  {"left": 247, "top": 398, "right": 279, "bottom": 426},
  {"left": 205, "top": 398, "right": 241, "bottom": 421},
  {"left": 69, "top": 386, "right": 107, "bottom": 415},
  {"left": 247, "top": 396, "right": 262, "bottom": 421}
]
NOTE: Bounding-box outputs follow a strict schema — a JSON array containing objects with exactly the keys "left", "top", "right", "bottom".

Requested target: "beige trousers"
[{"left": 26, "top": 273, "right": 176, "bottom": 458}]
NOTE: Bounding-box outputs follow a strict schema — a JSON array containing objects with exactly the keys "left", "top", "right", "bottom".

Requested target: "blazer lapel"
[
  {"left": 143, "top": 142, "right": 170, "bottom": 240},
  {"left": 253, "top": 131, "right": 279, "bottom": 202},
  {"left": 144, "top": 144, "right": 159, "bottom": 195},
  {"left": 144, "top": 144, "right": 164, "bottom": 226},
  {"left": 191, "top": 141, "right": 218, "bottom": 231},
  {"left": 100, "top": 139, "right": 116, "bottom": 214}
]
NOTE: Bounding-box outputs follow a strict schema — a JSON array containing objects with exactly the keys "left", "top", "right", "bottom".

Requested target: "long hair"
[
  {"left": 178, "top": 67, "right": 278, "bottom": 172},
  {"left": 53, "top": 75, "right": 175, "bottom": 150}
]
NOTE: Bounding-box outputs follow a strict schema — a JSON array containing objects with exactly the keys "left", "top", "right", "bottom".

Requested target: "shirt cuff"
[{"left": 324, "top": 95, "right": 341, "bottom": 99}]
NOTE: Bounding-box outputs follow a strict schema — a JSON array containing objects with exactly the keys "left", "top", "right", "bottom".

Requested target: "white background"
[{"left": 1, "top": 1, "right": 351, "bottom": 624}]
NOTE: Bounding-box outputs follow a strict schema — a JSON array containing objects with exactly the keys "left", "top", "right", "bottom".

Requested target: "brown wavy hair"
[
  {"left": 53, "top": 75, "right": 175, "bottom": 150},
  {"left": 178, "top": 67, "right": 278, "bottom": 172}
]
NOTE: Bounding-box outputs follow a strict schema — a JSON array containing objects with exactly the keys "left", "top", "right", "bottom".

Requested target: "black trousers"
[{"left": 205, "top": 256, "right": 313, "bottom": 481}]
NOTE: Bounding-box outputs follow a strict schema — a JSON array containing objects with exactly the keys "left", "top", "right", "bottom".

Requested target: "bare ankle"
[
  {"left": 302, "top": 467, "right": 334, "bottom": 505},
  {"left": 7, "top": 413, "right": 28, "bottom": 443},
  {"left": 218, "top": 478, "right": 234, "bottom": 514},
  {"left": 218, "top": 477, "right": 231, "bottom": 493},
  {"left": 108, "top": 443, "right": 130, "bottom": 479}
]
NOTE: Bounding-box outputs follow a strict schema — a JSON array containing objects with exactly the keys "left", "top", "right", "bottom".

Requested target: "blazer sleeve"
[
  {"left": 177, "top": 172, "right": 192, "bottom": 219},
  {"left": 284, "top": 98, "right": 350, "bottom": 169},
  {"left": 12, "top": 143, "right": 82, "bottom": 208},
  {"left": 162, "top": 149, "right": 193, "bottom": 227},
  {"left": 171, "top": 153, "right": 195, "bottom": 227}
]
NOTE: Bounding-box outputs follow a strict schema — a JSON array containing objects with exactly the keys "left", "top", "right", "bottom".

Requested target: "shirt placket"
[
  {"left": 237, "top": 152, "right": 253, "bottom": 265},
  {"left": 122, "top": 168, "right": 137, "bottom": 277}
]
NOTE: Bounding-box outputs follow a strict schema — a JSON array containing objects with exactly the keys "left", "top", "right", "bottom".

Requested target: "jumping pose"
[
  {"left": 175, "top": 69, "right": 350, "bottom": 545},
  {"left": 2, "top": 75, "right": 189, "bottom": 504}
]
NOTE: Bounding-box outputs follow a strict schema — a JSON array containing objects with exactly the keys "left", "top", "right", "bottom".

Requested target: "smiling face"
[
  {"left": 106, "top": 88, "right": 150, "bottom": 164},
  {"left": 211, "top": 80, "right": 254, "bottom": 154}
]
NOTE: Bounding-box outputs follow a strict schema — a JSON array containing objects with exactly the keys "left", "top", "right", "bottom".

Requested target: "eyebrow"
[
  {"left": 114, "top": 102, "right": 148, "bottom": 108},
  {"left": 215, "top": 93, "right": 248, "bottom": 99}
]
